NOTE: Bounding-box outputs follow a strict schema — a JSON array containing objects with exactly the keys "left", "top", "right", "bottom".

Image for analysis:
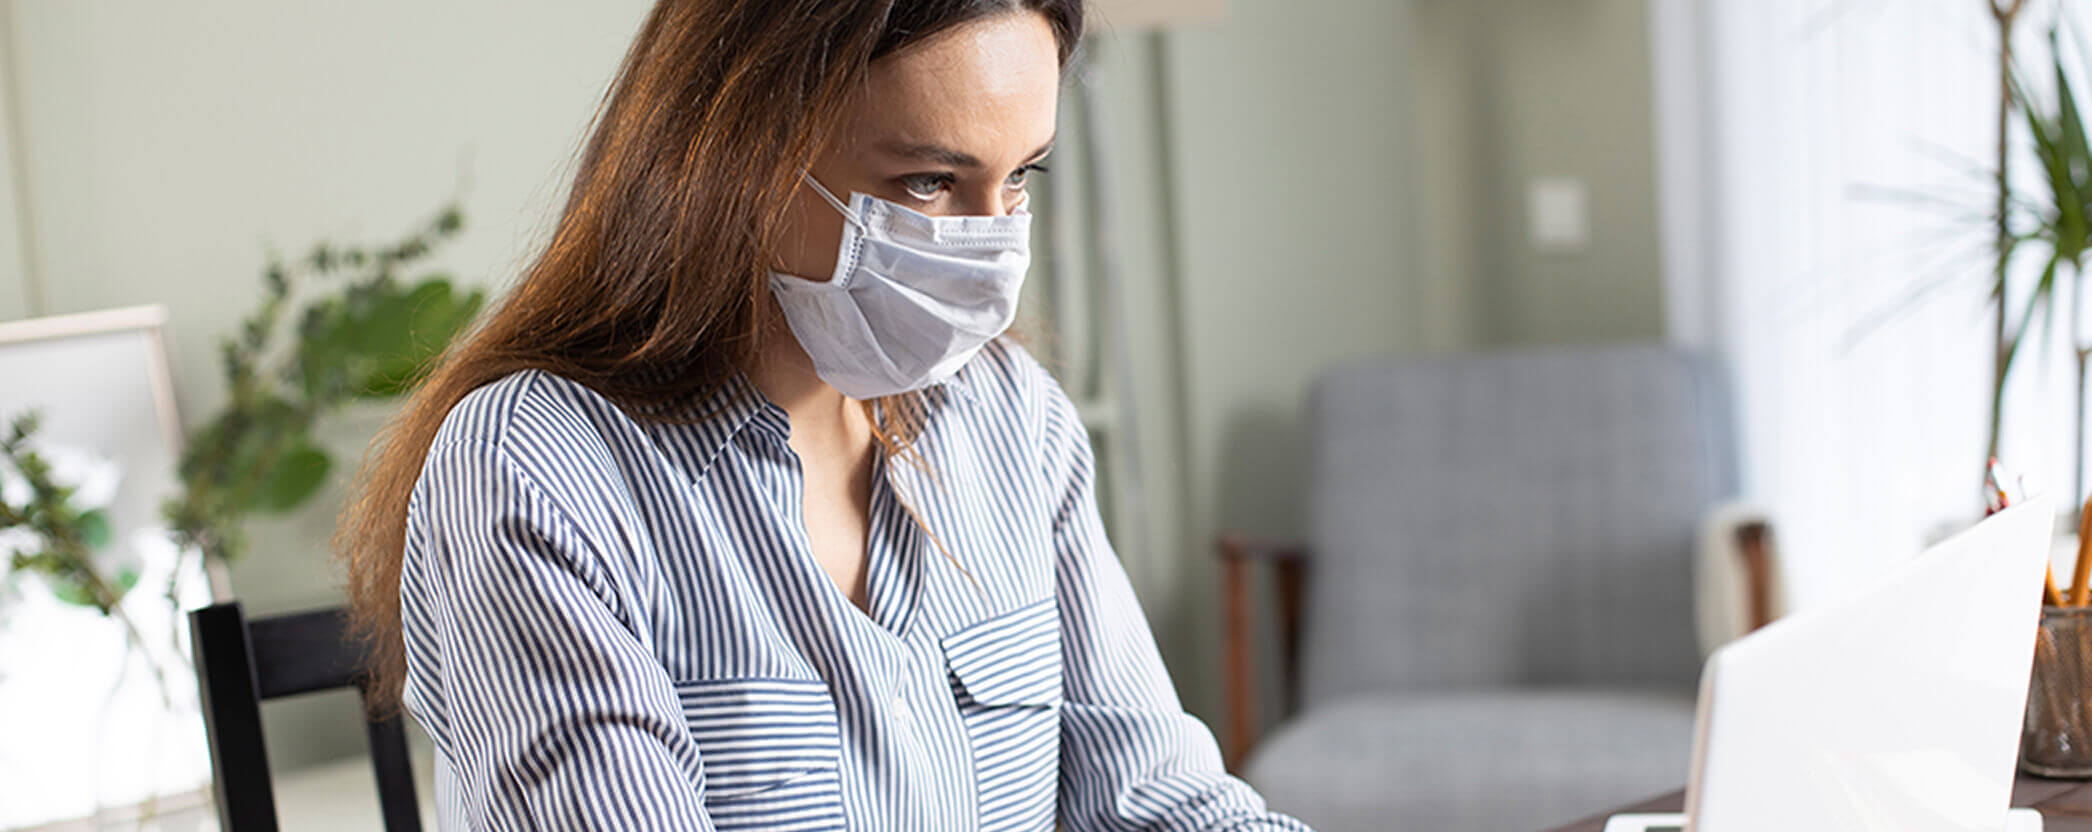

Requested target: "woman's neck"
[{"left": 747, "top": 302, "right": 873, "bottom": 452}]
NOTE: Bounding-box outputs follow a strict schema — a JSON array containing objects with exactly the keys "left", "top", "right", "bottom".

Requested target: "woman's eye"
[
  {"left": 1006, "top": 163, "right": 1050, "bottom": 189},
  {"left": 899, "top": 173, "right": 952, "bottom": 201}
]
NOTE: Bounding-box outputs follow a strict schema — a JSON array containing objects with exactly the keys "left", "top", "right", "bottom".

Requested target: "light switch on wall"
[{"left": 1528, "top": 176, "right": 1590, "bottom": 252}]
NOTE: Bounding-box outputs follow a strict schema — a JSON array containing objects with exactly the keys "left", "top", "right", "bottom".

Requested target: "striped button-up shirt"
[{"left": 399, "top": 339, "right": 1312, "bottom": 831}]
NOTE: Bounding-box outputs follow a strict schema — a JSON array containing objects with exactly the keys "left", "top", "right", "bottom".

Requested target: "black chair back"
[{"left": 189, "top": 601, "right": 423, "bottom": 832}]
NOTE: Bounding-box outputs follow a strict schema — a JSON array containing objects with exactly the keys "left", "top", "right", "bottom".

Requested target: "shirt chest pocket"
[
  {"left": 674, "top": 677, "right": 847, "bottom": 830},
  {"left": 941, "top": 598, "right": 1063, "bottom": 828}
]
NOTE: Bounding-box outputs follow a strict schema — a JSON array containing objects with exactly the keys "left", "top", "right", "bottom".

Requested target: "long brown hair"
[{"left": 338, "top": 0, "right": 1083, "bottom": 713}]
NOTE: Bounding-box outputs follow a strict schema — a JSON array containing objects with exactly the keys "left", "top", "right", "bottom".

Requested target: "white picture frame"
[{"left": 0, "top": 304, "right": 219, "bottom": 829}]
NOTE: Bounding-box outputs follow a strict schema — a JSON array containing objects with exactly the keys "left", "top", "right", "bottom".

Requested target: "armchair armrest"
[
  {"left": 1215, "top": 533, "right": 1308, "bottom": 772},
  {"left": 1694, "top": 501, "right": 1786, "bottom": 657}
]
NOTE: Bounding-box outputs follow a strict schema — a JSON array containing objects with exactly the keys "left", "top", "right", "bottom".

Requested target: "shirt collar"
[{"left": 675, "top": 369, "right": 976, "bottom": 482}]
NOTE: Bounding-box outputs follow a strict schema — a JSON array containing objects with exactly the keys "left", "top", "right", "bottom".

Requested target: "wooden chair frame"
[{"left": 189, "top": 601, "right": 423, "bottom": 832}]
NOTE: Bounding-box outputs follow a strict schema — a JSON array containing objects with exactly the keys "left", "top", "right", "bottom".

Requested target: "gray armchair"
[{"left": 1224, "top": 343, "right": 1763, "bottom": 830}]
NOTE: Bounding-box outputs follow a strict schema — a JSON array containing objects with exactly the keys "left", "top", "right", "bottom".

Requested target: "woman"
[{"left": 339, "top": 1, "right": 1311, "bottom": 829}]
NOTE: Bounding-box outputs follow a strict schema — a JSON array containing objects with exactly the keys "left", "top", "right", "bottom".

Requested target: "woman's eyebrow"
[
  {"left": 882, "top": 140, "right": 980, "bottom": 167},
  {"left": 877, "top": 136, "right": 1058, "bottom": 169}
]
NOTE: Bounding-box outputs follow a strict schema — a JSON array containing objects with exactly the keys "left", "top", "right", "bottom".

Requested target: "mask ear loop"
[{"left": 801, "top": 173, "right": 867, "bottom": 232}]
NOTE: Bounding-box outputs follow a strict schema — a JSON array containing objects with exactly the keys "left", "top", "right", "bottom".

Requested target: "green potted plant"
[
  {"left": 0, "top": 203, "right": 483, "bottom": 826},
  {"left": 162, "top": 204, "right": 483, "bottom": 577}
]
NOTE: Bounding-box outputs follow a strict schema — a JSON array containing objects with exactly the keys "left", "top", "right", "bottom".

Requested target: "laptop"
[{"left": 1606, "top": 495, "right": 2055, "bottom": 832}]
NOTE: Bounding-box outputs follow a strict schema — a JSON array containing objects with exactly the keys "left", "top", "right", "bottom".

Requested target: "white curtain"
[{"left": 1660, "top": 0, "right": 2079, "bottom": 610}]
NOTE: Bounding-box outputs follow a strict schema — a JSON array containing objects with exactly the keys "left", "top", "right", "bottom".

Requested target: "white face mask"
[{"left": 768, "top": 174, "right": 1031, "bottom": 400}]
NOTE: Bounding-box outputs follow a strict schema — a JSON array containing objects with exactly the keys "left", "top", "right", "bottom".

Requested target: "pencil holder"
[{"left": 2023, "top": 605, "right": 2092, "bottom": 778}]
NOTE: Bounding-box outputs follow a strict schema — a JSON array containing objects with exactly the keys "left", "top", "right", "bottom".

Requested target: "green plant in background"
[
  {"left": 0, "top": 410, "right": 172, "bottom": 702},
  {"left": 1842, "top": 2, "right": 2049, "bottom": 499},
  {"left": 0, "top": 204, "right": 481, "bottom": 830},
  {"left": 1880, "top": 11, "right": 2092, "bottom": 507},
  {"left": 164, "top": 204, "right": 483, "bottom": 568},
  {"left": 1, "top": 412, "right": 135, "bottom": 614},
  {"left": 2008, "top": 28, "right": 2092, "bottom": 502},
  {"left": 1989, "top": 0, "right": 2031, "bottom": 493},
  {"left": 1999, "top": 25, "right": 2092, "bottom": 505},
  {"left": 1, "top": 204, "right": 481, "bottom": 616}
]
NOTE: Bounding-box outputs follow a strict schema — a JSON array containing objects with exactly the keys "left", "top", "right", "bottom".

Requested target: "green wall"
[
  {"left": 1413, "top": 0, "right": 1667, "bottom": 345},
  {"left": 1111, "top": 0, "right": 1428, "bottom": 725},
  {"left": 0, "top": 2, "right": 29, "bottom": 322}
]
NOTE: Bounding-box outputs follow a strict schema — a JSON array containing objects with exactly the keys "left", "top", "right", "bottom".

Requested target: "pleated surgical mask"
[{"left": 767, "top": 174, "right": 1032, "bottom": 400}]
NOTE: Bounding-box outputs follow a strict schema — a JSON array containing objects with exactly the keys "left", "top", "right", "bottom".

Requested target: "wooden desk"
[{"left": 1546, "top": 776, "right": 2092, "bottom": 832}]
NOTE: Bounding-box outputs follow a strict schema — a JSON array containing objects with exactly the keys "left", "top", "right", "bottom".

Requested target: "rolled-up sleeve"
[
  {"left": 1041, "top": 383, "right": 1314, "bottom": 832},
  {"left": 400, "top": 438, "right": 714, "bottom": 830}
]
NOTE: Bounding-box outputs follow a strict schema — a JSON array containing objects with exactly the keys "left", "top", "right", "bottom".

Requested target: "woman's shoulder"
[
  {"left": 430, "top": 368, "right": 628, "bottom": 453},
  {"left": 421, "top": 369, "right": 655, "bottom": 517}
]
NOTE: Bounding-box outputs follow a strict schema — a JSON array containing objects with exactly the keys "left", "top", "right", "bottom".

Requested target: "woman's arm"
[
  {"left": 402, "top": 438, "right": 714, "bottom": 830},
  {"left": 1038, "top": 382, "right": 1314, "bottom": 832}
]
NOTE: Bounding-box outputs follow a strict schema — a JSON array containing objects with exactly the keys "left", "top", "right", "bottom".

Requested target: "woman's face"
[{"left": 777, "top": 11, "right": 1062, "bottom": 282}]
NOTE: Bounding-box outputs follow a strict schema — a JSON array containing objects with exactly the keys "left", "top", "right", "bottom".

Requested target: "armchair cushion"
[
  {"left": 1242, "top": 688, "right": 1695, "bottom": 831},
  {"left": 1300, "top": 345, "right": 1734, "bottom": 705}
]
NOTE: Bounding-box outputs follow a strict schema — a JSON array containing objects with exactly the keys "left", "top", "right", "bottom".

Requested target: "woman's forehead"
[{"left": 846, "top": 12, "right": 1061, "bottom": 166}]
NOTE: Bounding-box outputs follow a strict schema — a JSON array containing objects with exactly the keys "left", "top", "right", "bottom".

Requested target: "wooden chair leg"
[
  {"left": 1217, "top": 533, "right": 1309, "bottom": 772},
  {"left": 191, "top": 602, "right": 282, "bottom": 832},
  {"left": 361, "top": 694, "right": 424, "bottom": 832},
  {"left": 1737, "top": 521, "right": 1775, "bottom": 633}
]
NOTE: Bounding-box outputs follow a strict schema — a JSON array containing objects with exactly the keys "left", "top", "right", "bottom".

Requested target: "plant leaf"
[
  {"left": 356, "top": 357, "right": 432, "bottom": 399},
  {"left": 2051, "top": 32, "right": 2091, "bottom": 263},
  {"left": 48, "top": 577, "right": 95, "bottom": 608},
  {"left": 247, "top": 439, "right": 331, "bottom": 513},
  {"left": 2005, "top": 256, "right": 2062, "bottom": 381},
  {"left": 74, "top": 509, "right": 111, "bottom": 550},
  {"left": 352, "top": 279, "right": 483, "bottom": 399}
]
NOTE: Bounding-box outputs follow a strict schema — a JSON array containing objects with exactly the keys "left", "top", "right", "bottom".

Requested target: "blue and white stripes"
[{"left": 398, "top": 338, "right": 1312, "bottom": 830}]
